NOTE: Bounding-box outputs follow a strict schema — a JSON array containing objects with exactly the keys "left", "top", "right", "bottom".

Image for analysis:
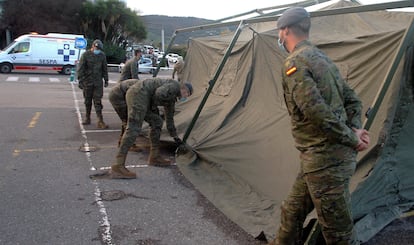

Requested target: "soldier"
[
  {"left": 108, "top": 79, "right": 141, "bottom": 151},
  {"left": 110, "top": 78, "right": 193, "bottom": 179},
  {"left": 172, "top": 56, "right": 185, "bottom": 82},
  {"left": 77, "top": 39, "right": 109, "bottom": 129},
  {"left": 119, "top": 49, "right": 142, "bottom": 81},
  {"left": 269, "top": 7, "right": 370, "bottom": 245}
]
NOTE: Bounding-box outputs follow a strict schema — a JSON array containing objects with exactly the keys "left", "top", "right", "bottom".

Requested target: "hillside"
[{"left": 140, "top": 15, "right": 234, "bottom": 47}]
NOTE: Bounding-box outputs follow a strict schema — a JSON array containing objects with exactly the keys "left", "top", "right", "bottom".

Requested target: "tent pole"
[
  {"left": 175, "top": 0, "right": 414, "bottom": 34},
  {"left": 214, "top": 0, "right": 329, "bottom": 22},
  {"left": 182, "top": 20, "right": 245, "bottom": 143},
  {"left": 304, "top": 18, "right": 414, "bottom": 245},
  {"left": 363, "top": 17, "right": 414, "bottom": 130},
  {"left": 152, "top": 31, "right": 177, "bottom": 77}
]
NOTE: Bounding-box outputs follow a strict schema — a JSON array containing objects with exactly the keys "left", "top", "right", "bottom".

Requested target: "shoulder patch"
[{"left": 286, "top": 66, "right": 297, "bottom": 76}]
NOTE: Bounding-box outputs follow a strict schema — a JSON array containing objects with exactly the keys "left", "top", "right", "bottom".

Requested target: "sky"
[{"left": 125, "top": 0, "right": 405, "bottom": 20}]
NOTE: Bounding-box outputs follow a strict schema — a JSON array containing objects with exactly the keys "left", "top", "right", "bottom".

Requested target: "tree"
[
  {"left": 79, "top": 0, "right": 146, "bottom": 47},
  {"left": 0, "top": 0, "right": 84, "bottom": 38}
]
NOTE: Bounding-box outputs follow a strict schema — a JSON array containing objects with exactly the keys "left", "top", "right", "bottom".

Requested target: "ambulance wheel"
[
  {"left": 62, "top": 65, "right": 72, "bottom": 75},
  {"left": 0, "top": 63, "right": 12, "bottom": 73}
]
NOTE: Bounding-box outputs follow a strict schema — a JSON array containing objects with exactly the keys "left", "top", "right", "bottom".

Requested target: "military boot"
[
  {"left": 148, "top": 145, "right": 171, "bottom": 167},
  {"left": 110, "top": 154, "right": 136, "bottom": 179},
  {"left": 82, "top": 116, "right": 91, "bottom": 125},
  {"left": 96, "top": 111, "right": 108, "bottom": 129}
]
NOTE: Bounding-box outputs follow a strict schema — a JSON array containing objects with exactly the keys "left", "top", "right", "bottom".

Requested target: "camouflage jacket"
[
  {"left": 281, "top": 40, "right": 362, "bottom": 153},
  {"left": 144, "top": 78, "right": 181, "bottom": 137},
  {"left": 172, "top": 60, "right": 185, "bottom": 80},
  {"left": 119, "top": 57, "right": 139, "bottom": 82},
  {"left": 77, "top": 50, "right": 108, "bottom": 86}
]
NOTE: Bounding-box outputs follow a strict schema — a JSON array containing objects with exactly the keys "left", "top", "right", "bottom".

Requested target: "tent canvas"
[{"left": 160, "top": 0, "right": 414, "bottom": 242}]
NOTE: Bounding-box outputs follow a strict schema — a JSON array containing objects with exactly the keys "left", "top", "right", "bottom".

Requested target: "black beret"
[{"left": 277, "top": 7, "right": 310, "bottom": 29}]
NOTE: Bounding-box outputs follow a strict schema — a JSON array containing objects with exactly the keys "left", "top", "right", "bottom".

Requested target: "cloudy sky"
[{"left": 125, "top": 0, "right": 405, "bottom": 19}]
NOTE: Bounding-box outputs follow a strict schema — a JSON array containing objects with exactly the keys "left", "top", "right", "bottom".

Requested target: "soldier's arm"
[
  {"left": 102, "top": 55, "right": 109, "bottom": 82},
  {"left": 131, "top": 60, "right": 139, "bottom": 79},
  {"left": 172, "top": 66, "right": 176, "bottom": 79},
  {"left": 164, "top": 103, "right": 177, "bottom": 138},
  {"left": 289, "top": 61, "right": 358, "bottom": 147},
  {"left": 342, "top": 81, "right": 362, "bottom": 129},
  {"left": 77, "top": 53, "right": 86, "bottom": 80}
]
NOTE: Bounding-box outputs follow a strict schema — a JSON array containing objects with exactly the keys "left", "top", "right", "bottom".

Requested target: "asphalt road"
[
  {"left": 0, "top": 71, "right": 263, "bottom": 245},
  {"left": 0, "top": 70, "right": 413, "bottom": 245}
]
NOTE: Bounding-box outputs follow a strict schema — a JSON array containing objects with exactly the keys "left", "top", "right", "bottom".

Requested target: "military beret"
[
  {"left": 184, "top": 82, "right": 193, "bottom": 95},
  {"left": 92, "top": 39, "right": 103, "bottom": 50},
  {"left": 277, "top": 7, "right": 310, "bottom": 29}
]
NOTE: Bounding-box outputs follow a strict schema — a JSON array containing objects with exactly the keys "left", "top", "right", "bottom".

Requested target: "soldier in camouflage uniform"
[
  {"left": 269, "top": 7, "right": 370, "bottom": 245},
  {"left": 172, "top": 56, "right": 185, "bottom": 82},
  {"left": 119, "top": 49, "right": 142, "bottom": 82},
  {"left": 110, "top": 78, "right": 193, "bottom": 179},
  {"left": 77, "top": 39, "right": 109, "bottom": 129},
  {"left": 108, "top": 79, "right": 141, "bottom": 151}
]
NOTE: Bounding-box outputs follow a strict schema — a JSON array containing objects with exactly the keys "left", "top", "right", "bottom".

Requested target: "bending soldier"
[
  {"left": 110, "top": 78, "right": 193, "bottom": 179},
  {"left": 108, "top": 79, "right": 141, "bottom": 151}
]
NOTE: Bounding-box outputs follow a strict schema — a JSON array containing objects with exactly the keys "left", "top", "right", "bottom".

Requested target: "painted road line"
[
  {"left": 12, "top": 112, "right": 41, "bottom": 157},
  {"left": 6, "top": 76, "right": 19, "bottom": 82},
  {"left": 83, "top": 129, "right": 121, "bottom": 133},
  {"left": 29, "top": 77, "right": 40, "bottom": 82},
  {"left": 12, "top": 145, "right": 116, "bottom": 154},
  {"left": 28, "top": 112, "right": 42, "bottom": 128},
  {"left": 97, "top": 162, "right": 177, "bottom": 171},
  {"left": 49, "top": 78, "right": 60, "bottom": 83},
  {"left": 70, "top": 81, "right": 114, "bottom": 244}
]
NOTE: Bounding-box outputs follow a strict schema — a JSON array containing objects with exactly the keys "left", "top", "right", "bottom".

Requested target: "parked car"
[
  {"left": 138, "top": 57, "right": 153, "bottom": 73},
  {"left": 166, "top": 53, "right": 179, "bottom": 64},
  {"left": 118, "top": 57, "right": 153, "bottom": 74}
]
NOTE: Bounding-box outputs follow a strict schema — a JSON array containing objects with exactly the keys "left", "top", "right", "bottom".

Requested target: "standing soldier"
[
  {"left": 77, "top": 39, "right": 109, "bottom": 129},
  {"left": 269, "top": 7, "right": 370, "bottom": 245},
  {"left": 172, "top": 56, "right": 185, "bottom": 82},
  {"left": 110, "top": 78, "right": 193, "bottom": 179},
  {"left": 119, "top": 49, "right": 142, "bottom": 82}
]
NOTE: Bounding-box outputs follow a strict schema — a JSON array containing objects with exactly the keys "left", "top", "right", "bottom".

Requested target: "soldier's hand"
[
  {"left": 353, "top": 128, "right": 370, "bottom": 151},
  {"left": 173, "top": 136, "right": 183, "bottom": 146},
  {"left": 176, "top": 144, "right": 189, "bottom": 155},
  {"left": 78, "top": 81, "right": 84, "bottom": 90},
  {"left": 104, "top": 80, "right": 108, "bottom": 88}
]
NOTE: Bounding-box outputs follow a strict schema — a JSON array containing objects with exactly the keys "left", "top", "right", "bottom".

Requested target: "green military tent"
[{"left": 159, "top": 0, "right": 414, "bottom": 242}]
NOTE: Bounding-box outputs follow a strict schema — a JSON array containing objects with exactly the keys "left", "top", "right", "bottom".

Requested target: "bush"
[{"left": 103, "top": 43, "right": 126, "bottom": 64}]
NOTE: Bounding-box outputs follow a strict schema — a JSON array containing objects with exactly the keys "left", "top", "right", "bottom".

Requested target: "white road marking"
[
  {"left": 97, "top": 163, "right": 177, "bottom": 171},
  {"left": 70, "top": 82, "right": 114, "bottom": 245},
  {"left": 83, "top": 129, "right": 121, "bottom": 133},
  {"left": 29, "top": 77, "right": 40, "bottom": 82},
  {"left": 6, "top": 76, "right": 19, "bottom": 81},
  {"left": 49, "top": 78, "right": 60, "bottom": 82}
]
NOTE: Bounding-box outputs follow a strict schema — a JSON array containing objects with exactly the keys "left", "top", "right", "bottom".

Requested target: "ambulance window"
[
  {"left": 11, "top": 42, "right": 30, "bottom": 53},
  {"left": 2, "top": 41, "right": 16, "bottom": 52}
]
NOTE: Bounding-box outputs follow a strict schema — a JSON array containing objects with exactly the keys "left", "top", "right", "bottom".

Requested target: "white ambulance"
[{"left": 0, "top": 33, "right": 86, "bottom": 75}]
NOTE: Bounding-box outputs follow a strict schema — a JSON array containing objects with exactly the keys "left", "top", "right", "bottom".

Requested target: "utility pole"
[{"left": 161, "top": 25, "right": 165, "bottom": 52}]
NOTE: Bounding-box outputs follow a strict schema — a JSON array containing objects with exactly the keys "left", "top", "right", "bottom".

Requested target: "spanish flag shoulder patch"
[{"left": 286, "top": 66, "right": 297, "bottom": 76}]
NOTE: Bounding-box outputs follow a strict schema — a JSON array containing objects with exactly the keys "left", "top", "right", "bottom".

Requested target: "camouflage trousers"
[
  {"left": 109, "top": 86, "right": 128, "bottom": 137},
  {"left": 82, "top": 84, "right": 104, "bottom": 113},
  {"left": 275, "top": 150, "right": 358, "bottom": 245},
  {"left": 117, "top": 84, "right": 163, "bottom": 156}
]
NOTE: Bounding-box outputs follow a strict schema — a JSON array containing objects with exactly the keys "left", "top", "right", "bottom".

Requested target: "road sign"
[{"left": 75, "top": 37, "right": 87, "bottom": 49}]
